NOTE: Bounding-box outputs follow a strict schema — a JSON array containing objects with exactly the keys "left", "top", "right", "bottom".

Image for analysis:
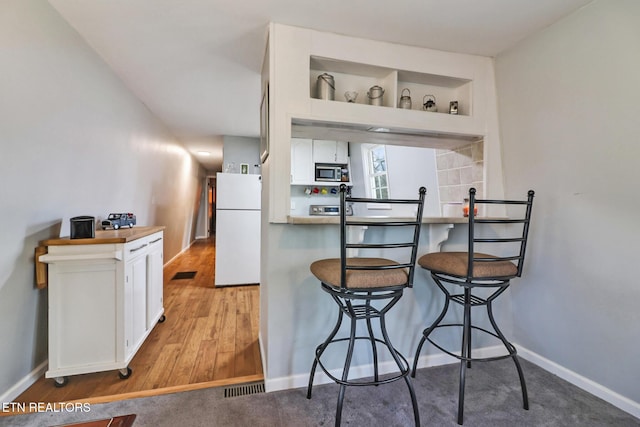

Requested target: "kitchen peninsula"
[{"left": 259, "top": 23, "right": 507, "bottom": 393}]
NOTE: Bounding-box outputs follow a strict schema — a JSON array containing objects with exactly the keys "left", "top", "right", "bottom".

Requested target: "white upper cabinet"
[
  {"left": 291, "top": 138, "right": 349, "bottom": 185},
  {"left": 291, "top": 138, "right": 313, "bottom": 184},
  {"left": 312, "top": 140, "right": 348, "bottom": 164}
]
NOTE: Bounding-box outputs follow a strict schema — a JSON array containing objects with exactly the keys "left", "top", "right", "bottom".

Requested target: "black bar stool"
[
  {"left": 412, "top": 187, "right": 535, "bottom": 425},
  {"left": 307, "top": 184, "right": 426, "bottom": 426}
]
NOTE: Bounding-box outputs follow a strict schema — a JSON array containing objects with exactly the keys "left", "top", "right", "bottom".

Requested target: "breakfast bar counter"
[
  {"left": 287, "top": 216, "right": 477, "bottom": 255},
  {"left": 287, "top": 216, "right": 470, "bottom": 225}
]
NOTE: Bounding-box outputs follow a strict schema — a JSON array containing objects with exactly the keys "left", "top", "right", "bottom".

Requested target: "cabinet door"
[
  {"left": 48, "top": 262, "right": 118, "bottom": 371},
  {"left": 335, "top": 141, "right": 349, "bottom": 164},
  {"left": 125, "top": 255, "right": 147, "bottom": 359},
  {"left": 313, "top": 139, "right": 338, "bottom": 163},
  {"left": 291, "top": 138, "right": 313, "bottom": 184},
  {"left": 146, "top": 234, "right": 164, "bottom": 329},
  {"left": 313, "top": 140, "right": 349, "bottom": 164}
]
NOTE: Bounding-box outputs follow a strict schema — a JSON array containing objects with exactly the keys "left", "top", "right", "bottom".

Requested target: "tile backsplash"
[{"left": 436, "top": 141, "right": 483, "bottom": 215}]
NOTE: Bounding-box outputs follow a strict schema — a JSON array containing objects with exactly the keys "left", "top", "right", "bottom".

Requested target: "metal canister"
[
  {"left": 398, "top": 88, "right": 412, "bottom": 109},
  {"left": 367, "top": 85, "right": 385, "bottom": 106},
  {"left": 423, "top": 94, "right": 438, "bottom": 112},
  {"left": 316, "top": 73, "right": 335, "bottom": 100}
]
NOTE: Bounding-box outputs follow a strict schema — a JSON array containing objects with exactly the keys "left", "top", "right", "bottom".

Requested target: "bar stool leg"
[
  {"left": 365, "top": 298, "right": 379, "bottom": 384},
  {"left": 466, "top": 290, "right": 472, "bottom": 369},
  {"left": 411, "top": 336, "right": 427, "bottom": 378},
  {"left": 457, "top": 288, "right": 472, "bottom": 425},
  {"left": 380, "top": 310, "right": 420, "bottom": 426},
  {"left": 486, "top": 300, "right": 529, "bottom": 410},
  {"left": 307, "top": 309, "right": 344, "bottom": 399},
  {"left": 458, "top": 361, "right": 467, "bottom": 425},
  {"left": 412, "top": 284, "right": 451, "bottom": 377},
  {"left": 335, "top": 314, "right": 358, "bottom": 427}
]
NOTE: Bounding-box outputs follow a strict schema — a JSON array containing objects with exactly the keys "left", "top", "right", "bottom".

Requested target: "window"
[{"left": 362, "top": 144, "right": 391, "bottom": 208}]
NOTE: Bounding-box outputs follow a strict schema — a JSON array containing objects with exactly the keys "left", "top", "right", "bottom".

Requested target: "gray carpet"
[{"left": 2, "top": 359, "right": 638, "bottom": 427}]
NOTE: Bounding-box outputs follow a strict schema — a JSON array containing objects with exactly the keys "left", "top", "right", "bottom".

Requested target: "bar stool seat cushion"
[
  {"left": 310, "top": 257, "right": 407, "bottom": 289},
  {"left": 418, "top": 252, "right": 517, "bottom": 278}
]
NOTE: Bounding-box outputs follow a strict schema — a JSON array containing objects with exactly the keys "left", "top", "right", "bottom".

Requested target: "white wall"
[
  {"left": 222, "top": 135, "right": 261, "bottom": 174},
  {"left": 495, "top": 0, "right": 640, "bottom": 405},
  {"left": 0, "top": 0, "right": 205, "bottom": 399}
]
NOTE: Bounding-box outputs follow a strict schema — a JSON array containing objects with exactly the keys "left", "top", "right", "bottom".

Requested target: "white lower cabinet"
[{"left": 40, "top": 227, "right": 164, "bottom": 386}]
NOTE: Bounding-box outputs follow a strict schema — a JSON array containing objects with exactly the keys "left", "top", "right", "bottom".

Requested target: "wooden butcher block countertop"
[
  {"left": 35, "top": 226, "right": 165, "bottom": 289},
  {"left": 41, "top": 226, "right": 165, "bottom": 246}
]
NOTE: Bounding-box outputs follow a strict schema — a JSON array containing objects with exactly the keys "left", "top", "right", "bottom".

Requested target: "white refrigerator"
[{"left": 214, "top": 173, "right": 261, "bottom": 286}]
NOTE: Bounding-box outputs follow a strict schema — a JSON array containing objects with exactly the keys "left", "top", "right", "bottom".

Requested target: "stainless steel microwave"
[{"left": 315, "top": 163, "right": 349, "bottom": 182}]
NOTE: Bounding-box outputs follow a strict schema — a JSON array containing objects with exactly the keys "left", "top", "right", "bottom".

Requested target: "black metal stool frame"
[
  {"left": 412, "top": 188, "right": 534, "bottom": 425},
  {"left": 307, "top": 184, "right": 426, "bottom": 427}
]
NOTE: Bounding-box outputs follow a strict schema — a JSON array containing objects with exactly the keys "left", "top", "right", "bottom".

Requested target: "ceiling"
[{"left": 48, "top": 0, "right": 592, "bottom": 173}]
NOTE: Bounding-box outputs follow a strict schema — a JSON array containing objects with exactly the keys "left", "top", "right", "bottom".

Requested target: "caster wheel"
[
  {"left": 54, "top": 377, "right": 68, "bottom": 388},
  {"left": 158, "top": 315, "right": 166, "bottom": 323},
  {"left": 119, "top": 367, "right": 132, "bottom": 379}
]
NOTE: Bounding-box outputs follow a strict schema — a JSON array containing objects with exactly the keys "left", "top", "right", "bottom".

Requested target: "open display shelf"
[{"left": 310, "top": 56, "right": 472, "bottom": 116}]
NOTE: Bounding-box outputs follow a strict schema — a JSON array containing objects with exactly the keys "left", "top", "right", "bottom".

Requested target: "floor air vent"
[
  {"left": 223, "top": 382, "right": 265, "bottom": 398},
  {"left": 171, "top": 271, "right": 197, "bottom": 280}
]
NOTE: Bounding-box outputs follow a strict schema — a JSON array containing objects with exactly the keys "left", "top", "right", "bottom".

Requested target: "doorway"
[{"left": 208, "top": 176, "right": 216, "bottom": 237}]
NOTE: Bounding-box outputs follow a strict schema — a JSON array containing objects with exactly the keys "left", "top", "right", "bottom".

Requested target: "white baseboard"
[
  {"left": 258, "top": 332, "right": 268, "bottom": 388},
  {"left": 517, "top": 345, "right": 640, "bottom": 419},
  {"left": 265, "top": 345, "right": 504, "bottom": 393},
  {"left": 1, "top": 360, "right": 47, "bottom": 403},
  {"left": 163, "top": 239, "right": 197, "bottom": 267}
]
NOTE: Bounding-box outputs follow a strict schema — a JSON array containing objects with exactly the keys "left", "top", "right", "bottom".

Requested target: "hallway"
[{"left": 15, "top": 238, "right": 262, "bottom": 407}]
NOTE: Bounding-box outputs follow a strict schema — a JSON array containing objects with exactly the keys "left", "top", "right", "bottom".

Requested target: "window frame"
[{"left": 361, "top": 144, "right": 391, "bottom": 210}]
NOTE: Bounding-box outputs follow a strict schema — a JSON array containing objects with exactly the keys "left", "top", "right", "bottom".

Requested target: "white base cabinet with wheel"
[{"left": 39, "top": 227, "right": 165, "bottom": 386}]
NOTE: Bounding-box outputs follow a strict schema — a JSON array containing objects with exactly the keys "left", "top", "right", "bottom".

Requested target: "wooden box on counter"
[{"left": 38, "top": 226, "right": 165, "bottom": 386}]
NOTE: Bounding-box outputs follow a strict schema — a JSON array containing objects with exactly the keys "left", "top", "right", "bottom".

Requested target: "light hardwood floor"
[{"left": 14, "top": 238, "right": 263, "bottom": 406}]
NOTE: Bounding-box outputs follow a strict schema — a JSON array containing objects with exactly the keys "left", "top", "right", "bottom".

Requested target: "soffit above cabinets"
[{"left": 291, "top": 118, "right": 483, "bottom": 150}]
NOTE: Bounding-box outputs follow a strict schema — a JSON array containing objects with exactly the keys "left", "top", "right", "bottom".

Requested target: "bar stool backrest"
[
  {"left": 467, "top": 187, "right": 535, "bottom": 280},
  {"left": 339, "top": 184, "right": 427, "bottom": 289}
]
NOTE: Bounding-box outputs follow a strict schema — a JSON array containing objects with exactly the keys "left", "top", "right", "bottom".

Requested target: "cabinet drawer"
[{"left": 123, "top": 232, "right": 162, "bottom": 261}]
